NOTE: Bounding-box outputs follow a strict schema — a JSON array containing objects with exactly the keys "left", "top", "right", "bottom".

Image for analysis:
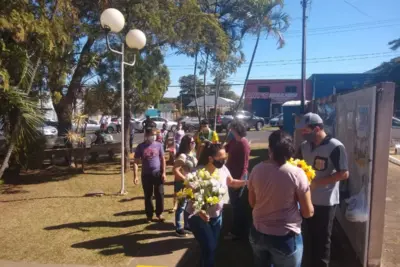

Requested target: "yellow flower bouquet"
[
  {"left": 287, "top": 158, "right": 316, "bottom": 183},
  {"left": 178, "top": 168, "right": 226, "bottom": 214}
]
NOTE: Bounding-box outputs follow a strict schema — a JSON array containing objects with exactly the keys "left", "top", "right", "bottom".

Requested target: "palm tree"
[
  {"left": 0, "top": 89, "right": 43, "bottom": 178},
  {"left": 234, "top": 0, "right": 289, "bottom": 112}
]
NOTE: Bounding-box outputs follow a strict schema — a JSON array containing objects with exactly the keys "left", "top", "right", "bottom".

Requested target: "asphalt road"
[{"left": 110, "top": 129, "right": 271, "bottom": 146}]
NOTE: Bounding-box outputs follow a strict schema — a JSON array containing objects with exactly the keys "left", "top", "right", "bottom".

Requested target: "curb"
[{"left": 389, "top": 155, "right": 400, "bottom": 166}]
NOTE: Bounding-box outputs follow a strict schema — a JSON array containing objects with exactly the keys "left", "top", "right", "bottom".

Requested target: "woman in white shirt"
[
  {"left": 172, "top": 135, "right": 197, "bottom": 237},
  {"left": 186, "top": 143, "right": 247, "bottom": 267}
]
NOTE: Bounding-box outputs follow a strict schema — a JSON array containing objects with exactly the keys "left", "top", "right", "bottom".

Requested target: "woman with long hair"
[
  {"left": 172, "top": 134, "right": 197, "bottom": 237},
  {"left": 248, "top": 130, "right": 314, "bottom": 267},
  {"left": 187, "top": 143, "right": 247, "bottom": 267}
]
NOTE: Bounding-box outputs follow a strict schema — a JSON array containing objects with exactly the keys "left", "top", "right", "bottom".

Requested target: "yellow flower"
[
  {"left": 198, "top": 169, "right": 205, "bottom": 179},
  {"left": 206, "top": 197, "right": 214, "bottom": 204},
  {"left": 176, "top": 191, "right": 184, "bottom": 198},
  {"left": 297, "top": 160, "right": 307, "bottom": 169},
  {"left": 184, "top": 188, "right": 194, "bottom": 199},
  {"left": 211, "top": 196, "right": 220, "bottom": 205}
]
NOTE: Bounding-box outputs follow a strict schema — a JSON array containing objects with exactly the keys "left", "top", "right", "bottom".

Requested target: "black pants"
[
  {"left": 303, "top": 205, "right": 337, "bottom": 267},
  {"left": 129, "top": 134, "right": 134, "bottom": 153},
  {"left": 116, "top": 125, "right": 121, "bottom": 132},
  {"left": 142, "top": 173, "right": 164, "bottom": 218}
]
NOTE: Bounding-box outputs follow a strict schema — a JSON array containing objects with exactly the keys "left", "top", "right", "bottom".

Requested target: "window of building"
[
  {"left": 285, "top": 86, "right": 297, "bottom": 93},
  {"left": 258, "top": 86, "right": 270, "bottom": 92}
]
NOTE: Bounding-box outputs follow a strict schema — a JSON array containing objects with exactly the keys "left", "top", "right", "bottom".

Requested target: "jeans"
[
  {"left": 249, "top": 225, "right": 303, "bottom": 267},
  {"left": 174, "top": 181, "right": 189, "bottom": 230},
  {"left": 189, "top": 214, "right": 222, "bottom": 267},
  {"left": 228, "top": 173, "right": 249, "bottom": 237},
  {"left": 141, "top": 173, "right": 164, "bottom": 218},
  {"left": 303, "top": 205, "right": 336, "bottom": 267}
]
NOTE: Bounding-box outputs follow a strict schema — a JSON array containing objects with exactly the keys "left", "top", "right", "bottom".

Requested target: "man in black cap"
[{"left": 296, "top": 112, "right": 349, "bottom": 267}]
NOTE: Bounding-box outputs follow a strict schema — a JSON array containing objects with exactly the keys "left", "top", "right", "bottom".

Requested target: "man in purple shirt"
[{"left": 133, "top": 127, "right": 166, "bottom": 222}]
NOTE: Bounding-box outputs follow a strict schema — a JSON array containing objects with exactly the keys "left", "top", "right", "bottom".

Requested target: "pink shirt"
[{"left": 248, "top": 162, "right": 309, "bottom": 236}]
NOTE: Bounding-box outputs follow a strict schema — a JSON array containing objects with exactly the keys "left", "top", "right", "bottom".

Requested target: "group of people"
[{"left": 132, "top": 113, "right": 349, "bottom": 267}]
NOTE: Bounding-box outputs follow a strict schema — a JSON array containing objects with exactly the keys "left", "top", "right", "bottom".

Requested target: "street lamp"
[{"left": 100, "top": 8, "right": 146, "bottom": 195}]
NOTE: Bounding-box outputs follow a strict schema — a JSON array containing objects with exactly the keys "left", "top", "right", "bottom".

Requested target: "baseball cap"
[{"left": 296, "top": 112, "right": 324, "bottom": 129}]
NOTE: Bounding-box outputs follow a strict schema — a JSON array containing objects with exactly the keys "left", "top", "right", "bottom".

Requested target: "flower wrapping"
[
  {"left": 287, "top": 158, "right": 316, "bottom": 183},
  {"left": 177, "top": 168, "right": 226, "bottom": 215}
]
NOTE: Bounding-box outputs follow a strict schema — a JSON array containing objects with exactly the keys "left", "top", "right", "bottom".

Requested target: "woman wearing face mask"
[
  {"left": 172, "top": 135, "right": 197, "bottom": 237},
  {"left": 186, "top": 143, "right": 247, "bottom": 267}
]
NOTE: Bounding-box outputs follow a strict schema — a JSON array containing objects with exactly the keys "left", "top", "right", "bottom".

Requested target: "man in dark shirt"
[
  {"left": 296, "top": 113, "right": 349, "bottom": 267},
  {"left": 224, "top": 120, "right": 251, "bottom": 240}
]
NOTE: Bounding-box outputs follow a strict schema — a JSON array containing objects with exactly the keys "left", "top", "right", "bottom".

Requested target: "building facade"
[
  {"left": 244, "top": 79, "right": 313, "bottom": 118},
  {"left": 309, "top": 73, "right": 375, "bottom": 99}
]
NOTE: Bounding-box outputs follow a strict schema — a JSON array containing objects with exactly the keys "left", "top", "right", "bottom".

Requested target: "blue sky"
[{"left": 163, "top": 0, "right": 400, "bottom": 98}]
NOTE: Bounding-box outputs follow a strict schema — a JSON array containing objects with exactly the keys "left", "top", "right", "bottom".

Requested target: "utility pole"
[{"left": 300, "top": 0, "right": 308, "bottom": 113}]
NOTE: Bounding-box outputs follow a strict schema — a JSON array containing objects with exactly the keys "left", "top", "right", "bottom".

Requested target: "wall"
[
  {"left": 310, "top": 73, "right": 375, "bottom": 99},
  {"left": 244, "top": 79, "right": 312, "bottom": 117}
]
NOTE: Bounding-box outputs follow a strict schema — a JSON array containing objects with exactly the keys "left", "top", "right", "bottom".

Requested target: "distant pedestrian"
[
  {"left": 174, "top": 121, "right": 185, "bottom": 152},
  {"left": 143, "top": 115, "right": 156, "bottom": 129},
  {"left": 296, "top": 113, "right": 349, "bottom": 267},
  {"left": 133, "top": 127, "right": 166, "bottom": 223},
  {"left": 129, "top": 119, "right": 135, "bottom": 153},
  {"left": 100, "top": 115, "right": 107, "bottom": 132},
  {"left": 224, "top": 120, "right": 251, "bottom": 241},
  {"left": 116, "top": 117, "right": 122, "bottom": 133}
]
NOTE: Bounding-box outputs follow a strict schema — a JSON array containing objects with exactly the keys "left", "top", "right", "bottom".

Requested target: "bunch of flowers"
[
  {"left": 178, "top": 168, "right": 227, "bottom": 214},
  {"left": 287, "top": 158, "right": 316, "bottom": 183}
]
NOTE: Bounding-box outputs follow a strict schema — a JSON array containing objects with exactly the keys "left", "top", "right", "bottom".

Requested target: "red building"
[{"left": 244, "top": 79, "right": 313, "bottom": 118}]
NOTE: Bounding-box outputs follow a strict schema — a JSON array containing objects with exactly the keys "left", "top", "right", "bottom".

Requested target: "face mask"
[
  {"left": 147, "top": 135, "right": 156, "bottom": 143},
  {"left": 303, "top": 132, "right": 316, "bottom": 143},
  {"left": 212, "top": 158, "right": 225, "bottom": 169}
]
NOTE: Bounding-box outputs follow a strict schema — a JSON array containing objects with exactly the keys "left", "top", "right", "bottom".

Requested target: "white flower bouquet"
[{"left": 178, "top": 168, "right": 227, "bottom": 214}]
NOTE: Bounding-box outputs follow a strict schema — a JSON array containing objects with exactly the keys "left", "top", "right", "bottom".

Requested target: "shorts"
[{"left": 174, "top": 180, "right": 185, "bottom": 193}]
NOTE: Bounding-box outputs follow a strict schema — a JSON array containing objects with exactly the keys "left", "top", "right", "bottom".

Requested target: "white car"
[
  {"left": 391, "top": 117, "right": 400, "bottom": 145},
  {"left": 134, "top": 117, "right": 178, "bottom": 132},
  {"left": 84, "top": 119, "right": 101, "bottom": 134}
]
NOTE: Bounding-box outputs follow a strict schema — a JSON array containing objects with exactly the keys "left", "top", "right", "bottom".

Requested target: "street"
[{"left": 109, "top": 129, "right": 271, "bottom": 147}]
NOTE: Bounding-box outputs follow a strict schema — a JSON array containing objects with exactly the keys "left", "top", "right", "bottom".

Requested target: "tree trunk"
[
  {"left": 53, "top": 36, "right": 95, "bottom": 135},
  {"left": 203, "top": 50, "right": 210, "bottom": 119},
  {"left": 213, "top": 78, "right": 221, "bottom": 132},
  {"left": 0, "top": 142, "right": 15, "bottom": 179},
  {"left": 235, "top": 28, "right": 261, "bottom": 113},
  {"left": 193, "top": 51, "right": 201, "bottom": 124}
]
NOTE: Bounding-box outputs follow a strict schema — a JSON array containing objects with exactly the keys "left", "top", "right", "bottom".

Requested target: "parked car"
[
  {"left": 219, "top": 110, "right": 265, "bottom": 132},
  {"left": 269, "top": 113, "right": 284, "bottom": 127},
  {"left": 391, "top": 117, "right": 400, "bottom": 143},
  {"left": 133, "top": 116, "right": 178, "bottom": 132}
]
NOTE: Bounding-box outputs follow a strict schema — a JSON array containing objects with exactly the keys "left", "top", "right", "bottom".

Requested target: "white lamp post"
[{"left": 100, "top": 8, "right": 146, "bottom": 195}]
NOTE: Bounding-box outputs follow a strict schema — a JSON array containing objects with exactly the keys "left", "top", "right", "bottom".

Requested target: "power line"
[
  {"left": 167, "top": 52, "right": 399, "bottom": 69},
  {"left": 344, "top": 0, "right": 372, "bottom": 18}
]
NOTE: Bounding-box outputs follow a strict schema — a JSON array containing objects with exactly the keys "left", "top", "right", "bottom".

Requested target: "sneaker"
[
  {"left": 175, "top": 229, "right": 188, "bottom": 237},
  {"left": 224, "top": 232, "right": 240, "bottom": 241},
  {"left": 146, "top": 217, "right": 153, "bottom": 223},
  {"left": 184, "top": 227, "right": 192, "bottom": 233}
]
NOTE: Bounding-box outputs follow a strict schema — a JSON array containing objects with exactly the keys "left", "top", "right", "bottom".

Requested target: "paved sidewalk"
[{"left": 0, "top": 260, "right": 98, "bottom": 267}]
